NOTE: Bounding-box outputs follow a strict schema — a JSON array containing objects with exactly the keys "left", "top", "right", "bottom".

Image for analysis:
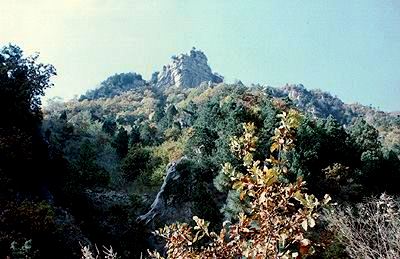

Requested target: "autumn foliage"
[{"left": 149, "top": 108, "right": 331, "bottom": 258}]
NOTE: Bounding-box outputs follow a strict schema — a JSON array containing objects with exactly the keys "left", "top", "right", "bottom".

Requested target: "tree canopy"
[{"left": 0, "top": 45, "right": 56, "bottom": 129}]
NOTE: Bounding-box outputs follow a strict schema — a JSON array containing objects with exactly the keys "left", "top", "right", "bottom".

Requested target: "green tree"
[
  {"left": 348, "top": 119, "right": 383, "bottom": 191},
  {"left": 129, "top": 125, "right": 141, "bottom": 146},
  {"left": 75, "top": 139, "right": 109, "bottom": 186},
  {"left": 139, "top": 122, "right": 159, "bottom": 146},
  {"left": 102, "top": 118, "right": 117, "bottom": 136},
  {"left": 349, "top": 119, "right": 381, "bottom": 155},
  {"left": 121, "top": 146, "right": 151, "bottom": 182},
  {"left": 285, "top": 115, "right": 360, "bottom": 200},
  {"left": 113, "top": 127, "right": 129, "bottom": 158},
  {"left": 0, "top": 44, "right": 56, "bottom": 190},
  {"left": 165, "top": 104, "right": 178, "bottom": 127},
  {"left": 59, "top": 110, "right": 67, "bottom": 121},
  {"left": 0, "top": 44, "right": 56, "bottom": 129}
]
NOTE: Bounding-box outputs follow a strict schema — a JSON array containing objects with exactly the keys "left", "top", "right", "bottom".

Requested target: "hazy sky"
[{"left": 1, "top": 1, "right": 399, "bottom": 111}]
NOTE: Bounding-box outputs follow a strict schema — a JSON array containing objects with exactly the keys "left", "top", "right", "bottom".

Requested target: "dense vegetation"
[{"left": 1, "top": 45, "right": 400, "bottom": 258}]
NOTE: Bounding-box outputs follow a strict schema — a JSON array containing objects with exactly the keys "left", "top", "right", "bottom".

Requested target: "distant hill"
[
  {"left": 265, "top": 84, "right": 400, "bottom": 153},
  {"left": 7, "top": 45, "right": 399, "bottom": 258},
  {"left": 267, "top": 84, "right": 398, "bottom": 123},
  {"left": 80, "top": 72, "right": 146, "bottom": 100},
  {"left": 79, "top": 48, "right": 223, "bottom": 101}
]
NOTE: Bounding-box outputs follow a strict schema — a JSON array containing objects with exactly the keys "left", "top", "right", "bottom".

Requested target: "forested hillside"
[{"left": 1, "top": 45, "right": 400, "bottom": 258}]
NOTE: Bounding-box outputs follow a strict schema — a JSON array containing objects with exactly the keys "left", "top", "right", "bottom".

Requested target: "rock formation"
[
  {"left": 155, "top": 48, "right": 223, "bottom": 88},
  {"left": 137, "top": 157, "right": 193, "bottom": 227}
]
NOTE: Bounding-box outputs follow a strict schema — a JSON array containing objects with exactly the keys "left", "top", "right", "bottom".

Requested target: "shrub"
[
  {"left": 0, "top": 200, "right": 56, "bottom": 258},
  {"left": 326, "top": 193, "right": 400, "bottom": 259},
  {"left": 150, "top": 109, "right": 330, "bottom": 258},
  {"left": 80, "top": 245, "right": 118, "bottom": 259}
]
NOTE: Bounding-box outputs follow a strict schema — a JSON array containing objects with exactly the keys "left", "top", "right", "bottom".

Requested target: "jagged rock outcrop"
[
  {"left": 266, "top": 84, "right": 348, "bottom": 124},
  {"left": 155, "top": 48, "right": 223, "bottom": 88},
  {"left": 137, "top": 157, "right": 193, "bottom": 227}
]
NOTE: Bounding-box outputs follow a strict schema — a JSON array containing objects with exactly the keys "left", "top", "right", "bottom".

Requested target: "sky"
[{"left": 1, "top": 1, "right": 399, "bottom": 111}]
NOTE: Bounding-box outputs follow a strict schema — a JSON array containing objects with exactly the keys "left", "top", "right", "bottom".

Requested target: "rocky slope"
[{"left": 80, "top": 72, "right": 147, "bottom": 100}]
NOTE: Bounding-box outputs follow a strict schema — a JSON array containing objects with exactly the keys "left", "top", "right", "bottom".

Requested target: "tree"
[
  {"left": 74, "top": 139, "right": 109, "bottom": 186},
  {"left": 113, "top": 127, "right": 129, "bottom": 158},
  {"left": 129, "top": 126, "right": 141, "bottom": 146},
  {"left": 121, "top": 146, "right": 151, "bottom": 182},
  {"left": 139, "top": 122, "right": 159, "bottom": 146},
  {"left": 348, "top": 119, "right": 384, "bottom": 192},
  {"left": 0, "top": 44, "right": 56, "bottom": 129},
  {"left": 165, "top": 104, "right": 178, "bottom": 127},
  {"left": 349, "top": 119, "right": 381, "bottom": 154},
  {"left": 284, "top": 115, "right": 363, "bottom": 201},
  {"left": 0, "top": 44, "right": 56, "bottom": 190},
  {"left": 59, "top": 110, "right": 67, "bottom": 121},
  {"left": 102, "top": 118, "right": 117, "bottom": 136}
]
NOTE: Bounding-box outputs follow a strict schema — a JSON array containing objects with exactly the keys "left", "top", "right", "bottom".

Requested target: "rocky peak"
[{"left": 155, "top": 48, "right": 223, "bottom": 88}]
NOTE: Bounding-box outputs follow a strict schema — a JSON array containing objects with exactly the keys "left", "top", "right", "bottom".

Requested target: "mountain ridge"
[
  {"left": 78, "top": 48, "right": 398, "bottom": 113},
  {"left": 80, "top": 48, "right": 223, "bottom": 101},
  {"left": 71, "top": 49, "right": 399, "bottom": 154}
]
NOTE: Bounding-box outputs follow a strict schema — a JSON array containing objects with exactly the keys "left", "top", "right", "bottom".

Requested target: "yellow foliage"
[
  {"left": 152, "top": 128, "right": 192, "bottom": 165},
  {"left": 150, "top": 108, "right": 330, "bottom": 258}
]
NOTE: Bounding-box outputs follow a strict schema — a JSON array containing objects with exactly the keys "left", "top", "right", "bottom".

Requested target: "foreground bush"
[
  {"left": 150, "top": 109, "right": 330, "bottom": 258},
  {"left": 80, "top": 245, "right": 118, "bottom": 259},
  {"left": 327, "top": 193, "right": 400, "bottom": 259}
]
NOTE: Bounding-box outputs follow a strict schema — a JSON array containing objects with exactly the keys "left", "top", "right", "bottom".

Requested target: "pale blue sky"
[{"left": 1, "top": 1, "right": 399, "bottom": 111}]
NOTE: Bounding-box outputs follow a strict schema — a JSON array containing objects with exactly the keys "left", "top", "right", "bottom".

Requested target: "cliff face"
[{"left": 155, "top": 48, "right": 223, "bottom": 88}]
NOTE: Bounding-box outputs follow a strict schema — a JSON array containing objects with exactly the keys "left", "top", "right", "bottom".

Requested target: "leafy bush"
[
  {"left": 80, "top": 245, "right": 118, "bottom": 259},
  {"left": 327, "top": 193, "right": 400, "bottom": 258},
  {"left": 0, "top": 201, "right": 56, "bottom": 258},
  {"left": 150, "top": 109, "right": 330, "bottom": 258}
]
